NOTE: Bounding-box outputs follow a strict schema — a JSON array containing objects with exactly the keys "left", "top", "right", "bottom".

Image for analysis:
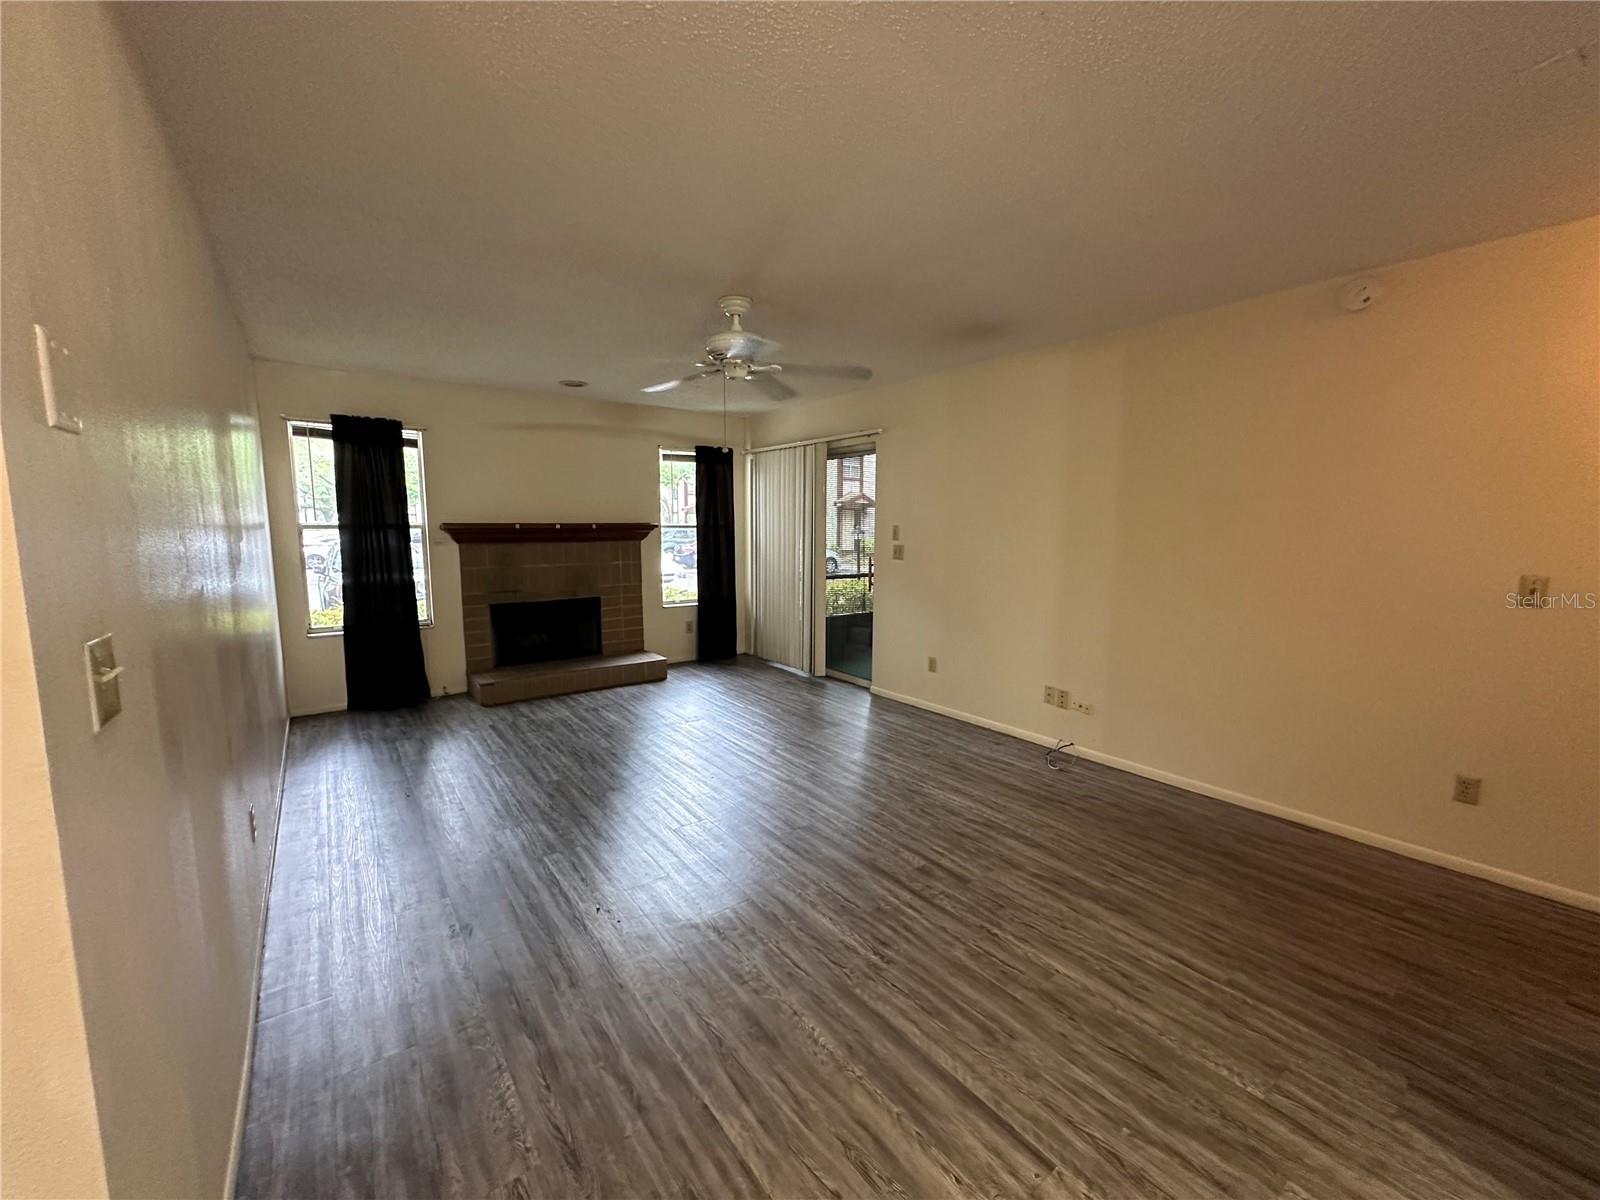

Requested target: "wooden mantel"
[{"left": 439, "top": 522, "right": 657, "bottom": 544}]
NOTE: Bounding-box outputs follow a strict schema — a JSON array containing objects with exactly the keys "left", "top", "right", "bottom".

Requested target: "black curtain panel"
[
  {"left": 332, "top": 414, "right": 430, "bottom": 710},
  {"left": 694, "top": 444, "right": 737, "bottom": 661}
]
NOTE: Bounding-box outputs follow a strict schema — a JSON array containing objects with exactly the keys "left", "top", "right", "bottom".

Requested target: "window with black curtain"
[
  {"left": 288, "top": 419, "right": 431, "bottom": 633},
  {"left": 331, "top": 414, "right": 431, "bottom": 709}
]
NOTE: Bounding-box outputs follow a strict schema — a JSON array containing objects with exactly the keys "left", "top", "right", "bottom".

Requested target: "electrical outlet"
[
  {"left": 685, "top": 619, "right": 694, "bottom": 634},
  {"left": 927, "top": 656, "right": 938, "bottom": 673},
  {"left": 892, "top": 524, "right": 901, "bottom": 540},
  {"left": 1452, "top": 775, "right": 1482, "bottom": 806},
  {"left": 892, "top": 544, "right": 905, "bottom": 560},
  {"left": 1069, "top": 697, "right": 1094, "bottom": 715},
  {"left": 1055, "top": 687, "right": 1070, "bottom": 710},
  {"left": 1517, "top": 575, "right": 1550, "bottom": 603},
  {"left": 1043, "top": 685, "right": 1058, "bottom": 706}
]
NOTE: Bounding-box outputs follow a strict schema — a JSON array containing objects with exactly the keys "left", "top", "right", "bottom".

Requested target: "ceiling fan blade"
[
  {"left": 769, "top": 363, "right": 872, "bottom": 381},
  {"left": 749, "top": 372, "right": 798, "bottom": 402},
  {"left": 642, "top": 368, "right": 717, "bottom": 394}
]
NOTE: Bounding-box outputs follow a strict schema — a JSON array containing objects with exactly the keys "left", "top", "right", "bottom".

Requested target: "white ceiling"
[{"left": 119, "top": 2, "right": 1599, "bottom": 412}]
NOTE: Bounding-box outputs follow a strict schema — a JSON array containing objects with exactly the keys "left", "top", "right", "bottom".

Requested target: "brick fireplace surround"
[{"left": 442, "top": 523, "right": 667, "bottom": 705}]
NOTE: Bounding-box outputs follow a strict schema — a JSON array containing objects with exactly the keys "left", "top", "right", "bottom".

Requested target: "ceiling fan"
[{"left": 642, "top": 295, "right": 872, "bottom": 402}]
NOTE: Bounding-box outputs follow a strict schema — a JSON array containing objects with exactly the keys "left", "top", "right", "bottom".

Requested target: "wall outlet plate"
[
  {"left": 1055, "top": 688, "right": 1071, "bottom": 710},
  {"left": 1068, "top": 697, "right": 1094, "bottom": 715},
  {"left": 1043, "top": 685, "right": 1057, "bottom": 705},
  {"left": 1517, "top": 575, "right": 1550, "bottom": 603},
  {"left": 927, "top": 656, "right": 938, "bottom": 673},
  {"left": 1452, "top": 775, "right": 1482, "bottom": 806},
  {"left": 892, "top": 544, "right": 905, "bottom": 560}
]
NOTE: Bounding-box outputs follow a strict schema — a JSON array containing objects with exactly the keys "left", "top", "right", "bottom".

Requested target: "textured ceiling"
[{"left": 119, "top": 2, "right": 1599, "bottom": 412}]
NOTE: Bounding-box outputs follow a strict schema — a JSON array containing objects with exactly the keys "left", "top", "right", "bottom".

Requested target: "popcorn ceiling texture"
[{"left": 120, "top": 2, "right": 1599, "bottom": 410}]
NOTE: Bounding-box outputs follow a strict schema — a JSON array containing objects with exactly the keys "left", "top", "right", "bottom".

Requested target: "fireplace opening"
[{"left": 490, "top": 596, "right": 602, "bottom": 667}]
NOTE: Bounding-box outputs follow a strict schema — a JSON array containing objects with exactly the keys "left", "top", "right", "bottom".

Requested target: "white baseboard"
[
  {"left": 869, "top": 686, "right": 1600, "bottom": 913},
  {"left": 288, "top": 702, "right": 344, "bottom": 718},
  {"left": 222, "top": 716, "right": 291, "bottom": 1198}
]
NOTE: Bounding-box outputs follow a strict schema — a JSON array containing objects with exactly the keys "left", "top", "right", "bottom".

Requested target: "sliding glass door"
[{"left": 824, "top": 441, "right": 876, "bottom": 683}]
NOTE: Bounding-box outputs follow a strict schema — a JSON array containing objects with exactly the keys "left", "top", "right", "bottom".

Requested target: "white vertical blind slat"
[{"left": 750, "top": 444, "right": 815, "bottom": 671}]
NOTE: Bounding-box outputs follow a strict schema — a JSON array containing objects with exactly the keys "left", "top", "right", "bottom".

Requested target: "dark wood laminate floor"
[{"left": 239, "top": 658, "right": 1599, "bottom": 1200}]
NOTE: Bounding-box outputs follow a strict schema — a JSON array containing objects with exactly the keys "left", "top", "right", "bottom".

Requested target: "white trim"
[
  {"left": 746, "top": 428, "right": 883, "bottom": 456},
  {"left": 288, "top": 702, "right": 345, "bottom": 718},
  {"left": 868, "top": 685, "right": 1600, "bottom": 913},
  {"left": 288, "top": 683, "right": 454, "bottom": 717},
  {"left": 222, "top": 716, "right": 291, "bottom": 1198}
]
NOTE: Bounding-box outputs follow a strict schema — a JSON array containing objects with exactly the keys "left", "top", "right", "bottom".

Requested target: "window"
[
  {"left": 288, "top": 420, "right": 431, "bottom": 633},
  {"left": 825, "top": 447, "right": 877, "bottom": 591},
  {"left": 659, "top": 450, "right": 697, "bottom": 605}
]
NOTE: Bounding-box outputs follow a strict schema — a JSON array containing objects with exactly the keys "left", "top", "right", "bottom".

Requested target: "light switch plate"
[
  {"left": 84, "top": 634, "right": 123, "bottom": 731},
  {"left": 33, "top": 324, "right": 83, "bottom": 434},
  {"left": 892, "top": 544, "right": 905, "bottom": 560},
  {"left": 1517, "top": 575, "right": 1550, "bottom": 603}
]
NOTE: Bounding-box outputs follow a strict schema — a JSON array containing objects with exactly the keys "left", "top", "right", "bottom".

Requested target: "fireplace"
[
  {"left": 442, "top": 522, "right": 668, "bottom": 706},
  {"left": 490, "top": 597, "right": 601, "bottom": 667}
]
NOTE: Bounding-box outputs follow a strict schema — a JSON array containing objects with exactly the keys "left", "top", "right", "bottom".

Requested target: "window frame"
[
  {"left": 658, "top": 449, "right": 699, "bottom": 608},
  {"left": 286, "top": 419, "right": 434, "bottom": 636}
]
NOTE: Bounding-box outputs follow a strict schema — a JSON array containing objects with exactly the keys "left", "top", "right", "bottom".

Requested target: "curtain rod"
[
  {"left": 281, "top": 414, "right": 428, "bottom": 432},
  {"left": 745, "top": 428, "right": 883, "bottom": 455}
]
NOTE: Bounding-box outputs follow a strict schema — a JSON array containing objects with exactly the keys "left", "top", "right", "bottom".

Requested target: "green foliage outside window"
[{"left": 827, "top": 577, "right": 873, "bottom": 616}]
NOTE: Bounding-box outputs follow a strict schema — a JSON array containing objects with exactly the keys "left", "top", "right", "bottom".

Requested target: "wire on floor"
[{"left": 1045, "top": 739, "right": 1078, "bottom": 772}]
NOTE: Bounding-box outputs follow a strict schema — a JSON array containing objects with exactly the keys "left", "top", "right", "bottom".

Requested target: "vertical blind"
[{"left": 749, "top": 443, "right": 816, "bottom": 672}]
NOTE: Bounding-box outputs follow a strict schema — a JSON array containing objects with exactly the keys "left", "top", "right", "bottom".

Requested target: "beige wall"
[
  {"left": 0, "top": 5, "right": 287, "bottom": 1196},
  {"left": 255, "top": 360, "right": 748, "bottom": 715},
  {"left": 751, "top": 218, "right": 1600, "bottom": 905},
  {"left": 1, "top": 446, "right": 109, "bottom": 1198}
]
